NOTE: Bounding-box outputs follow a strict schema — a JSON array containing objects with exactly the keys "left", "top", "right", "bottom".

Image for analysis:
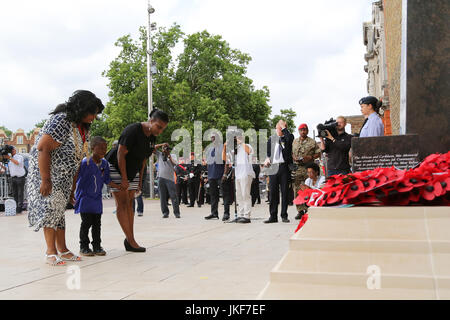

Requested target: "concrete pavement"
[{"left": 0, "top": 199, "right": 298, "bottom": 300}]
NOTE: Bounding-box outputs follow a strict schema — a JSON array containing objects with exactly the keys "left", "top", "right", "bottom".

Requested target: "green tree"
[
  {"left": 0, "top": 126, "right": 12, "bottom": 138},
  {"left": 94, "top": 24, "right": 273, "bottom": 149},
  {"left": 270, "top": 108, "right": 297, "bottom": 133},
  {"left": 27, "top": 119, "right": 47, "bottom": 136}
]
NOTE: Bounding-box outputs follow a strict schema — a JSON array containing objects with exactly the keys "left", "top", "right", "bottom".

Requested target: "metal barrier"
[{"left": 0, "top": 176, "right": 11, "bottom": 205}]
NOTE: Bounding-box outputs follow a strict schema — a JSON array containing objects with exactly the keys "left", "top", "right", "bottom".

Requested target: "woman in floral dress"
[{"left": 27, "top": 90, "right": 104, "bottom": 266}]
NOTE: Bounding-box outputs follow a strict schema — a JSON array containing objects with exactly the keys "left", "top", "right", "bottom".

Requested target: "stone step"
[
  {"left": 257, "top": 281, "right": 441, "bottom": 300},
  {"left": 297, "top": 206, "right": 450, "bottom": 242},
  {"left": 278, "top": 243, "right": 450, "bottom": 277},
  {"left": 258, "top": 206, "right": 450, "bottom": 300}
]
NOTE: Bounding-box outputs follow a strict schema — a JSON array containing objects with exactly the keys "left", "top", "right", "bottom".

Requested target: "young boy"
[{"left": 74, "top": 137, "right": 120, "bottom": 256}]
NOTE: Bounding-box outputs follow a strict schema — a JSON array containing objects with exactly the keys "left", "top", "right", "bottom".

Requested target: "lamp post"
[{"left": 147, "top": 1, "right": 156, "bottom": 198}]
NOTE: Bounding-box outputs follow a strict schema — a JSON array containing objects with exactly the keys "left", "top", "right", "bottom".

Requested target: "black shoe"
[
  {"left": 264, "top": 219, "right": 278, "bottom": 224},
  {"left": 237, "top": 217, "right": 251, "bottom": 224},
  {"left": 282, "top": 217, "right": 290, "bottom": 223},
  {"left": 124, "top": 239, "right": 146, "bottom": 252},
  {"left": 175, "top": 215, "right": 180, "bottom": 218},
  {"left": 93, "top": 247, "right": 106, "bottom": 256},
  {"left": 187, "top": 204, "right": 194, "bottom": 207},
  {"left": 198, "top": 204, "right": 202, "bottom": 208},
  {"left": 295, "top": 210, "right": 307, "bottom": 220},
  {"left": 80, "top": 247, "right": 95, "bottom": 256},
  {"left": 163, "top": 214, "right": 169, "bottom": 218},
  {"left": 222, "top": 214, "right": 230, "bottom": 221},
  {"left": 205, "top": 214, "right": 219, "bottom": 220}
]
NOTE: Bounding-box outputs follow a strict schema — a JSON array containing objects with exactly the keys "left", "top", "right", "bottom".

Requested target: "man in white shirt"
[
  {"left": 5, "top": 146, "right": 26, "bottom": 213},
  {"left": 223, "top": 133, "right": 255, "bottom": 223}
]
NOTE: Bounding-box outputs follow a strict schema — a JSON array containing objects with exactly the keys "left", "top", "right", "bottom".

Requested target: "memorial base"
[{"left": 258, "top": 206, "right": 450, "bottom": 300}]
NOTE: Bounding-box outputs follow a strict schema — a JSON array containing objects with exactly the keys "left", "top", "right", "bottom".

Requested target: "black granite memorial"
[
  {"left": 401, "top": 0, "right": 450, "bottom": 159},
  {"left": 352, "top": 1, "right": 449, "bottom": 169}
]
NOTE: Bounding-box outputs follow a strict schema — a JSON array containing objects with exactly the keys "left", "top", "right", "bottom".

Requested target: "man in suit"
[
  {"left": 263, "top": 120, "right": 294, "bottom": 223},
  {"left": 204, "top": 134, "right": 225, "bottom": 220}
]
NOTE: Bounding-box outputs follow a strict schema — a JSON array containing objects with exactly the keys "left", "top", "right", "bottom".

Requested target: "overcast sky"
[{"left": 0, "top": 0, "right": 374, "bottom": 138}]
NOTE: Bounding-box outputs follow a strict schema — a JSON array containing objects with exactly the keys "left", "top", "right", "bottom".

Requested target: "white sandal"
[
  {"left": 45, "top": 254, "right": 66, "bottom": 266},
  {"left": 58, "top": 250, "right": 82, "bottom": 262}
]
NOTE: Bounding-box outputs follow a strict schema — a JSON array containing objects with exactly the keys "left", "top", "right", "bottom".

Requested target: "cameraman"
[
  {"left": 4, "top": 146, "right": 26, "bottom": 213},
  {"left": 154, "top": 143, "right": 180, "bottom": 218},
  {"left": 319, "top": 116, "right": 352, "bottom": 177}
]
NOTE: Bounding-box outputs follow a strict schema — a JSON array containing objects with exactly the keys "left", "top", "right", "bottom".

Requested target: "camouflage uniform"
[{"left": 292, "top": 137, "right": 321, "bottom": 212}]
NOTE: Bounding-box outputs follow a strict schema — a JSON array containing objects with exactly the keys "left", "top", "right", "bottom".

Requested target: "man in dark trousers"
[
  {"left": 198, "top": 159, "right": 208, "bottom": 206},
  {"left": 204, "top": 134, "right": 225, "bottom": 220},
  {"left": 175, "top": 161, "right": 189, "bottom": 205},
  {"left": 263, "top": 120, "right": 294, "bottom": 223},
  {"left": 251, "top": 161, "right": 261, "bottom": 207},
  {"left": 186, "top": 152, "right": 202, "bottom": 207}
]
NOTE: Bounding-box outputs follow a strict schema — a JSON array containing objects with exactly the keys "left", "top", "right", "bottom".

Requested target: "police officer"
[{"left": 292, "top": 124, "right": 321, "bottom": 219}]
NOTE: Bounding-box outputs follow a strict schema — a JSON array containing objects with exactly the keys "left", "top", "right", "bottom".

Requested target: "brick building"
[
  {"left": 358, "top": 0, "right": 404, "bottom": 136},
  {"left": 0, "top": 128, "right": 41, "bottom": 154}
]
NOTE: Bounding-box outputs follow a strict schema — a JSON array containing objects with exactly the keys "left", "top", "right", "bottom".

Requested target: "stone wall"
[
  {"left": 382, "top": 0, "right": 402, "bottom": 135},
  {"left": 346, "top": 115, "right": 366, "bottom": 135}
]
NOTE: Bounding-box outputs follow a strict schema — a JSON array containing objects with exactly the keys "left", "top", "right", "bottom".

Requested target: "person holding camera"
[
  {"left": 292, "top": 123, "right": 321, "bottom": 220},
  {"left": 155, "top": 142, "right": 180, "bottom": 218},
  {"left": 319, "top": 116, "right": 353, "bottom": 177},
  {"left": 358, "top": 96, "right": 384, "bottom": 137},
  {"left": 263, "top": 120, "right": 295, "bottom": 223},
  {"left": 222, "top": 133, "right": 255, "bottom": 223},
  {"left": 4, "top": 146, "right": 26, "bottom": 213}
]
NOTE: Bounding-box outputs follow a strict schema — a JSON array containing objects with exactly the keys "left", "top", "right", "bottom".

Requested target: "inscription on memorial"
[
  {"left": 353, "top": 153, "right": 419, "bottom": 171},
  {"left": 351, "top": 134, "right": 420, "bottom": 172}
]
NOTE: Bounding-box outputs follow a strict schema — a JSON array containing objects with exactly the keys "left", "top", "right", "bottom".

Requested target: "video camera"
[
  {"left": 0, "top": 145, "right": 14, "bottom": 163},
  {"left": 162, "top": 144, "right": 172, "bottom": 162},
  {"left": 316, "top": 118, "right": 338, "bottom": 139}
]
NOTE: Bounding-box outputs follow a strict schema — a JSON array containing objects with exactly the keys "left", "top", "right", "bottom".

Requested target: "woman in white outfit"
[{"left": 222, "top": 134, "right": 255, "bottom": 223}]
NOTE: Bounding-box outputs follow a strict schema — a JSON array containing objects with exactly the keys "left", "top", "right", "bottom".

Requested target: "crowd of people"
[{"left": 1, "top": 90, "right": 384, "bottom": 265}]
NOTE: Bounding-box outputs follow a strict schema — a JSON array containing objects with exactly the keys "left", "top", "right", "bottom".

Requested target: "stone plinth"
[{"left": 258, "top": 206, "right": 450, "bottom": 300}]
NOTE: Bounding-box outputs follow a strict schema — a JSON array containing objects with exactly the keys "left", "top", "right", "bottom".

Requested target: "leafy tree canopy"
[{"left": 93, "top": 24, "right": 297, "bottom": 150}]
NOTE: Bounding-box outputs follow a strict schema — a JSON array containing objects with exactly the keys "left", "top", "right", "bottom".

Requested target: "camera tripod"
[{"left": 0, "top": 164, "right": 12, "bottom": 210}]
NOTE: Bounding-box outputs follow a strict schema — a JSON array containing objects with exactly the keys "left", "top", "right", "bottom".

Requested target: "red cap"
[{"left": 298, "top": 123, "right": 308, "bottom": 130}]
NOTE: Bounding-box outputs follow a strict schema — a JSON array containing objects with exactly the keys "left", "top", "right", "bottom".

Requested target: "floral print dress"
[{"left": 27, "top": 113, "right": 84, "bottom": 232}]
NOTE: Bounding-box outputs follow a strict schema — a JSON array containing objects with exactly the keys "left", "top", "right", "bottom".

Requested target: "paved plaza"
[{"left": 0, "top": 199, "right": 297, "bottom": 300}]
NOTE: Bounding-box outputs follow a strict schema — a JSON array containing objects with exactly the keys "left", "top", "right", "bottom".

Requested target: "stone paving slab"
[{"left": 0, "top": 199, "right": 297, "bottom": 300}]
